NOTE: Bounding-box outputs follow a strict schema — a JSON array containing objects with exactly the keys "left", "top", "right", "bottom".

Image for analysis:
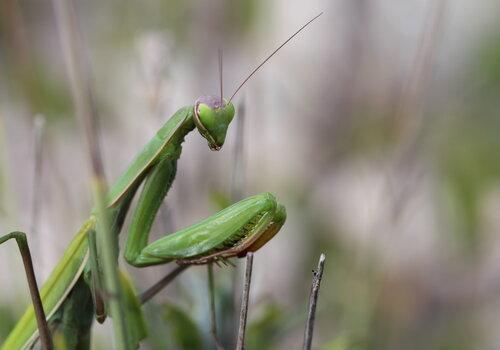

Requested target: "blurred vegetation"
[{"left": 2, "top": 1, "right": 500, "bottom": 349}]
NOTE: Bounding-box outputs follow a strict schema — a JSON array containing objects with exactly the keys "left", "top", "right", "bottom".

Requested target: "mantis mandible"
[{"left": 0, "top": 13, "right": 322, "bottom": 349}]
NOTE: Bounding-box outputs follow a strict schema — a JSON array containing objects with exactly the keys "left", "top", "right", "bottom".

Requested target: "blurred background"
[{"left": 2, "top": 0, "right": 500, "bottom": 349}]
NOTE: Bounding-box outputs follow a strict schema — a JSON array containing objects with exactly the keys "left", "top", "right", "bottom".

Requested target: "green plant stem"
[
  {"left": 51, "top": 0, "right": 130, "bottom": 347},
  {"left": 92, "top": 178, "right": 129, "bottom": 349}
]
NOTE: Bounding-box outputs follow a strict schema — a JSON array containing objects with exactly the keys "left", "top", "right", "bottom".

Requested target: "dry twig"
[
  {"left": 139, "top": 265, "right": 188, "bottom": 304},
  {"left": 236, "top": 252, "right": 253, "bottom": 350},
  {"left": 303, "top": 253, "right": 326, "bottom": 350}
]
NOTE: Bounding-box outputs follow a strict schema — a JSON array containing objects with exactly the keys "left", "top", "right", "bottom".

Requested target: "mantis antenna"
[
  {"left": 228, "top": 11, "right": 323, "bottom": 103},
  {"left": 218, "top": 48, "right": 223, "bottom": 106}
]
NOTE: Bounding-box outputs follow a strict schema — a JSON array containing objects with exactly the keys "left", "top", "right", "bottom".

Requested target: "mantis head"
[
  {"left": 193, "top": 12, "right": 322, "bottom": 151},
  {"left": 194, "top": 95, "right": 235, "bottom": 151}
]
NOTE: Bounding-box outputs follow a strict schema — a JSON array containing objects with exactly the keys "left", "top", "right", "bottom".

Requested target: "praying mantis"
[{"left": 0, "top": 13, "right": 322, "bottom": 350}]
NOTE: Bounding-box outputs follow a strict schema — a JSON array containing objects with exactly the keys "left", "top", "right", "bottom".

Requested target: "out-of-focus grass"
[
  {"left": 2, "top": 1, "right": 500, "bottom": 349},
  {"left": 436, "top": 28, "right": 500, "bottom": 254}
]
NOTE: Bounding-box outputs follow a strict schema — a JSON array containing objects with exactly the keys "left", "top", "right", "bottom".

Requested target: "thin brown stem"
[
  {"left": 0, "top": 232, "right": 52, "bottom": 349},
  {"left": 51, "top": 0, "right": 105, "bottom": 176},
  {"left": 236, "top": 252, "right": 253, "bottom": 350},
  {"left": 139, "top": 264, "right": 188, "bottom": 304},
  {"left": 303, "top": 253, "right": 326, "bottom": 350},
  {"left": 395, "top": 0, "right": 447, "bottom": 133}
]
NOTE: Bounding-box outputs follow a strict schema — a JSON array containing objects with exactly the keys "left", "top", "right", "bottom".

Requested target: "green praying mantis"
[{"left": 0, "top": 13, "right": 322, "bottom": 349}]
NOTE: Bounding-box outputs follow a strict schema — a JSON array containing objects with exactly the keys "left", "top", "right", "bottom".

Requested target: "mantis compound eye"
[{"left": 194, "top": 95, "right": 235, "bottom": 151}]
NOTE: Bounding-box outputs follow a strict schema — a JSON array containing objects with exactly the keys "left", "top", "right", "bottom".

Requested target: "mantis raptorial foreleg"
[
  {"left": 125, "top": 188, "right": 285, "bottom": 267},
  {"left": 121, "top": 144, "right": 286, "bottom": 268}
]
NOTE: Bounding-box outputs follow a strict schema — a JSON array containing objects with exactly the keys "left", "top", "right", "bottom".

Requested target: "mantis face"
[{"left": 194, "top": 95, "right": 235, "bottom": 151}]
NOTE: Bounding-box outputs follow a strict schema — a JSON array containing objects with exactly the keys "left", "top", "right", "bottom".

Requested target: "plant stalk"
[
  {"left": 51, "top": 0, "right": 130, "bottom": 347},
  {"left": 236, "top": 252, "right": 253, "bottom": 350},
  {"left": 303, "top": 253, "right": 326, "bottom": 350},
  {"left": 0, "top": 232, "right": 52, "bottom": 349}
]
